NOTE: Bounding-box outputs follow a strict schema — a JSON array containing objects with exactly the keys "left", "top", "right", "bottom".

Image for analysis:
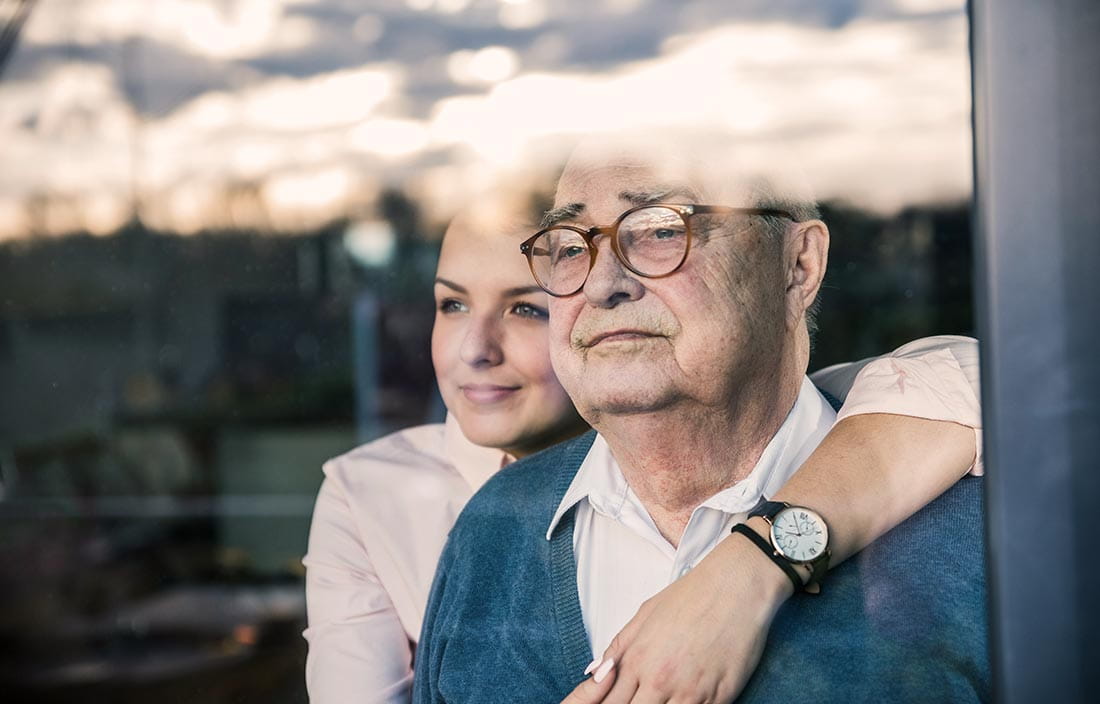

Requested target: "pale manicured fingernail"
[
  {"left": 583, "top": 656, "right": 602, "bottom": 676},
  {"left": 593, "top": 657, "right": 615, "bottom": 684}
]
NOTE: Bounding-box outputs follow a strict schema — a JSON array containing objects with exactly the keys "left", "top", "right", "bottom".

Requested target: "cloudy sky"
[{"left": 0, "top": 0, "right": 970, "bottom": 239}]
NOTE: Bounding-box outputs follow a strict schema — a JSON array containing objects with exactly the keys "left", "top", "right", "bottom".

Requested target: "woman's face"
[{"left": 431, "top": 212, "right": 586, "bottom": 458}]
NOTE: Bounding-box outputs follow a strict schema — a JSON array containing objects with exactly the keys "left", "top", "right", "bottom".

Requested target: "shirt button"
[{"left": 679, "top": 566, "right": 691, "bottom": 578}]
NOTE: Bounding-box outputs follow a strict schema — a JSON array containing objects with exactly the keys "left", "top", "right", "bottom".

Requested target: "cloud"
[
  {"left": 0, "top": 61, "right": 134, "bottom": 236},
  {"left": 0, "top": 1, "right": 970, "bottom": 238},
  {"left": 424, "top": 16, "right": 971, "bottom": 210},
  {"left": 22, "top": 0, "right": 317, "bottom": 61}
]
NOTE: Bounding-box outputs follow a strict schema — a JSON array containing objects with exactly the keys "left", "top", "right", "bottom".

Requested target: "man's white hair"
[{"left": 562, "top": 127, "right": 818, "bottom": 216}]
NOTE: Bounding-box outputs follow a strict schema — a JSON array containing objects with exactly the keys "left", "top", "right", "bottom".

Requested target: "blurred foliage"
[{"left": 811, "top": 200, "right": 973, "bottom": 369}]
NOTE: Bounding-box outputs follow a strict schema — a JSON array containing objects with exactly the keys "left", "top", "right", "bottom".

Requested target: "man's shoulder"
[
  {"left": 415, "top": 433, "right": 596, "bottom": 704},
  {"left": 744, "top": 476, "right": 989, "bottom": 703},
  {"left": 858, "top": 474, "right": 985, "bottom": 575},
  {"left": 437, "top": 430, "right": 596, "bottom": 573}
]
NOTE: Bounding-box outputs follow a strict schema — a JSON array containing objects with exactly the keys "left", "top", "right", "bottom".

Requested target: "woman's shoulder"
[
  {"left": 322, "top": 423, "right": 456, "bottom": 488},
  {"left": 318, "top": 423, "right": 476, "bottom": 541}
]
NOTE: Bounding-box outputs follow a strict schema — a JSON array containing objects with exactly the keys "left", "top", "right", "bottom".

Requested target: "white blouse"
[{"left": 302, "top": 335, "right": 982, "bottom": 703}]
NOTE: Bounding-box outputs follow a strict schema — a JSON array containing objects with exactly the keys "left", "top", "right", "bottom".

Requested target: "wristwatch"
[{"left": 747, "top": 500, "right": 831, "bottom": 592}]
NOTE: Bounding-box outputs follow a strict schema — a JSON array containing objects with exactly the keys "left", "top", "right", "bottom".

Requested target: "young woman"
[{"left": 303, "top": 195, "right": 981, "bottom": 703}]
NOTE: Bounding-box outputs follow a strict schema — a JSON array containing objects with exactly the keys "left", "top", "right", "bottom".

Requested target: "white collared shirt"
[{"left": 546, "top": 377, "right": 837, "bottom": 657}]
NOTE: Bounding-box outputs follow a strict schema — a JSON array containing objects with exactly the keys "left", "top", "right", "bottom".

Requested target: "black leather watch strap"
[
  {"left": 730, "top": 523, "right": 802, "bottom": 594},
  {"left": 748, "top": 499, "right": 790, "bottom": 522},
  {"left": 806, "top": 550, "right": 831, "bottom": 590}
]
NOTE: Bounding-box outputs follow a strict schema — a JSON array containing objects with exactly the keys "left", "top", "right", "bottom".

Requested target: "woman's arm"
[
  {"left": 563, "top": 335, "right": 982, "bottom": 704},
  {"left": 788, "top": 334, "right": 981, "bottom": 563},
  {"left": 304, "top": 475, "right": 414, "bottom": 704}
]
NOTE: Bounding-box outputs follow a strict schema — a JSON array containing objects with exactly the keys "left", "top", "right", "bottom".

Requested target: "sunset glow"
[{"left": 0, "top": 0, "right": 971, "bottom": 239}]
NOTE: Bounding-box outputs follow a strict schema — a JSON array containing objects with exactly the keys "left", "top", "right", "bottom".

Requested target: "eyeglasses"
[{"left": 519, "top": 203, "right": 795, "bottom": 297}]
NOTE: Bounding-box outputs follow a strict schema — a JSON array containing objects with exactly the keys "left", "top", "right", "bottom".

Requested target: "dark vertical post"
[
  {"left": 970, "top": 1, "right": 1100, "bottom": 701},
  {"left": 352, "top": 292, "right": 381, "bottom": 443}
]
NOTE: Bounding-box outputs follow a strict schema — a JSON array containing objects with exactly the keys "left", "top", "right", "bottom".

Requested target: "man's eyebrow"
[
  {"left": 541, "top": 202, "right": 584, "bottom": 228},
  {"left": 540, "top": 186, "right": 702, "bottom": 228},
  {"left": 434, "top": 277, "right": 467, "bottom": 294},
  {"left": 619, "top": 186, "right": 702, "bottom": 206}
]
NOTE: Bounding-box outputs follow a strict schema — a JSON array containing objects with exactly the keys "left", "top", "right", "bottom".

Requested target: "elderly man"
[{"left": 413, "top": 137, "right": 987, "bottom": 703}]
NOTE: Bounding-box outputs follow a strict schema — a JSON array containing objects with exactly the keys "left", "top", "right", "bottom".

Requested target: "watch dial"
[{"left": 770, "top": 508, "right": 828, "bottom": 562}]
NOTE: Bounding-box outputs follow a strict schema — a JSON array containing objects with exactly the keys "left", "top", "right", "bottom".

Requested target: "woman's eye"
[
  {"left": 511, "top": 302, "right": 548, "bottom": 320},
  {"left": 438, "top": 299, "right": 467, "bottom": 314}
]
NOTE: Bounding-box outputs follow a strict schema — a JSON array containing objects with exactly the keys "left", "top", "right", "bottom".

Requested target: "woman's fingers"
[{"left": 560, "top": 657, "right": 618, "bottom": 704}]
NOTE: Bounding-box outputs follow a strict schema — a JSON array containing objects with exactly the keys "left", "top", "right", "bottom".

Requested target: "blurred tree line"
[
  {"left": 811, "top": 201, "right": 973, "bottom": 369},
  {"left": 0, "top": 193, "right": 974, "bottom": 452}
]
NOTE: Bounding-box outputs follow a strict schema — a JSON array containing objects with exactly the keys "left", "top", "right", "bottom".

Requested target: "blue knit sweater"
[{"left": 413, "top": 431, "right": 989, "bottom": 703}]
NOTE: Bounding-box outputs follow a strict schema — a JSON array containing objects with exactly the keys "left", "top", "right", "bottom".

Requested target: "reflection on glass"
[{"left": 0, "top": 0, "right": 973, "bottom": 700}]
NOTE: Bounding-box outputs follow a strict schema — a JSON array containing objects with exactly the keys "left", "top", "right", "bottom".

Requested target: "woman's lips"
[{"left": 460, "top": 384, "right": 521, "bottom": 404}]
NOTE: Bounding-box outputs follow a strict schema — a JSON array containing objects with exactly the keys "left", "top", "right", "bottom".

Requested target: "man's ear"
[{"left": 784, "top": 219, "right": 829, "bottom": 329}]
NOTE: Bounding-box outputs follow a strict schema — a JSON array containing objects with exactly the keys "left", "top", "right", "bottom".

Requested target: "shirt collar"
[
  {"left": 545, "top": 377, "right": 837, "bottom": 540},
  {"left": 444, "top": 413, "right": 512, "bottom": 493},
  {"left": 545, "top": 433, "right": 623, "bottom": 540}
]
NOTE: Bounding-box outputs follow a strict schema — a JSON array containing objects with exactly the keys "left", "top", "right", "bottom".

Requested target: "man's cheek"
[
  {"left": 548, "top": 308, "right": 576, "bottom": 347},
  {"left": 548, "top": 337, "right": 574, "bottom": 382}
]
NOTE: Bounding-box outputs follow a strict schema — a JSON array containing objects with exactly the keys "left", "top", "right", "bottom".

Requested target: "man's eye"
[
  {"left": 648, "top": 224, "right": 688, "bottom": 239},
  {"left": 511, "top": 302, "right": 548, "bottom": 320},
  {"left": 555, "top": 245, "right": 587, "bottom": 262}
]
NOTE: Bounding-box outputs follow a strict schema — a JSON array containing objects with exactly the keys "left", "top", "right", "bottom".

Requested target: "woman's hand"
[
  {"left": 559, "top": 657, "right": 618, "bottom": 704},
  {"left": 559, "top": 523, "right": 792, "bottom": 704}
]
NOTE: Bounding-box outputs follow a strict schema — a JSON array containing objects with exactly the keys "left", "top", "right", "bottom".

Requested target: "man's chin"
[
  {"left": 572, "top": 376, "right": 675, "bottom": 418},
  {"left": 558, "top": 352, "right": 676, "bottom": 411}
]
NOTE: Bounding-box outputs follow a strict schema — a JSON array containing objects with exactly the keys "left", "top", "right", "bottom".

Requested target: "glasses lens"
[
  {"left": 617, "top": 206, "right": 689, "bottom": 276},
  {"left": 530, "top": 228, "right": 590, "bottom": 295}
]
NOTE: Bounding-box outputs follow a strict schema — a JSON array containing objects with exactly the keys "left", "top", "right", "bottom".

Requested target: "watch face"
[{"left": 770, "top": 507, "right": 828, "bottom": 563}]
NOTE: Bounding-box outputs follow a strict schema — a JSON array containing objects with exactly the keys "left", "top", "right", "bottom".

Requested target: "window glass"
[{"left": 0, "top": 1, "right": 974, "bottom": 700}]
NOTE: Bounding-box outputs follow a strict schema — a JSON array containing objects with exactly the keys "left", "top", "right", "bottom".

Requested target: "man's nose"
[
  {"left": 459, "top": 316, "right": 504, "bottom": 367},
  {"left": 582, "top": 237, "right": 645, "bottom": 308}
]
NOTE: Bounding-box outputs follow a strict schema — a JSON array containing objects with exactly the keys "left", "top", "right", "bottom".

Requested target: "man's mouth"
[
  {"left": 459, "top": 384, "right": 521, "bottom": 404},
  {"left": 585, "top": 329, "right": 661, "bottom": 347}
]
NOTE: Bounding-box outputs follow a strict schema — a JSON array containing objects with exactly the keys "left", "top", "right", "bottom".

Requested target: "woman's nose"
[{"left": 458, "top": 317, "right": 504, "bottom": 367}]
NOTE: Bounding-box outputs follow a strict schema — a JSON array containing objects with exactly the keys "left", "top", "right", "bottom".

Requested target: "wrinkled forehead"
[{"left": 554, "top": 134, "right": 756, "bottom": 213}]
